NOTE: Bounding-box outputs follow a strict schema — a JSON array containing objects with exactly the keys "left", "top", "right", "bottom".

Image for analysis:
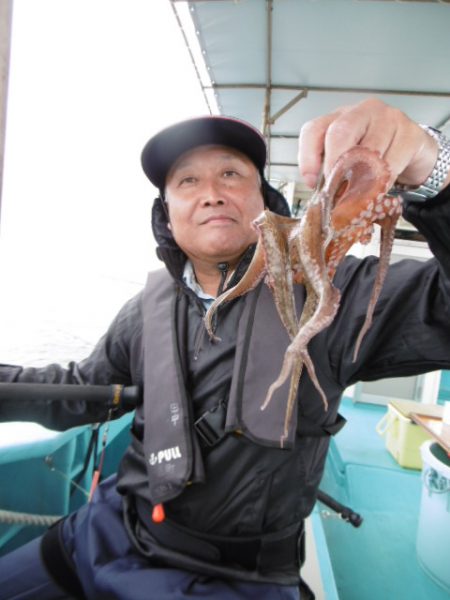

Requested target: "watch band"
[{"left": 389, "top": 126, "right": 450, "bottom": 202}]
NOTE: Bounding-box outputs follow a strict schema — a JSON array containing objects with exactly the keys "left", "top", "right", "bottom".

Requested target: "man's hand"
[{"left": 298, "top": 97, "right": 442, "bottom": 191}]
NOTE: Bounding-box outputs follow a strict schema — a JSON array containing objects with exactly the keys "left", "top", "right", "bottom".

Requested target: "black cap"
[{"left": 141, "top": 115, "right": 267, "bottom": 190}]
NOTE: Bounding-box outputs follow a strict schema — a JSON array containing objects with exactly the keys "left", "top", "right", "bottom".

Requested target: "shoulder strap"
[
  {"left": 142, "top": 269, "right": 203, "bottom": 504},
  {"left": 195, "top": 399, "right": 346, "bottom": 446}
]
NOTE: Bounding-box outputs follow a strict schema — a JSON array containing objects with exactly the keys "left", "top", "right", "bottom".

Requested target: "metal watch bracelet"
[{"left": 389, "top": 125, "right": 450, "bottom": 202}]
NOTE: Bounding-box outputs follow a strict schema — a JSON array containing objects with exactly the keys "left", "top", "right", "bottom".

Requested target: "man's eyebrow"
[{"left": 173, "top": 153, "right": 246, "bottom": 172}]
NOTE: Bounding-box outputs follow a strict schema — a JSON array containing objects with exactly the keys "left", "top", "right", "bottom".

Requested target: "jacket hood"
[{"left": 151, "top": 179, "right": 291, "bottom": 280}]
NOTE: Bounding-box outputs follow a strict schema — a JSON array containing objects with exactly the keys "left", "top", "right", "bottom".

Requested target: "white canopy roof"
[{"left": 172, "top": 0, "right": 450, "bottom": 204}]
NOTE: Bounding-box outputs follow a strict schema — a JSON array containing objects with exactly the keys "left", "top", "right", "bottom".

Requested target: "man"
[{"left": 1, "top": 98, "right": 450, "bottom": 599}]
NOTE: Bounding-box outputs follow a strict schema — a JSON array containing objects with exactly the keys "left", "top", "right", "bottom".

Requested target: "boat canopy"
[{"left": 171, "top": 0, "right": 450, "bottom": 207}]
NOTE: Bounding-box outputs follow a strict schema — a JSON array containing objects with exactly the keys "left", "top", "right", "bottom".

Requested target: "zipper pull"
[
  {"left": 216, "top": 262, "right": 229, "bottom": 297},
  {"left": 152, "top": 503, "right": 165, "bottom": 523},
  {"left": 210, "top": 262, "right": 229, "bottom": 338}
]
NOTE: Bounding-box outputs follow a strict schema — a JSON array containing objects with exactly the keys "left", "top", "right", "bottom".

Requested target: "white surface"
[{"left": 0, "top": 422, "right": 61, "bottom": 448}]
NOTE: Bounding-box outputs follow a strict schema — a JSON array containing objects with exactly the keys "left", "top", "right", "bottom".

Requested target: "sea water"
[
  {"left": 0, "top": 269, "right": 146, "bottom": 366},
  {"left": 0, "top": 267, "right": 148, "bottom": 441}
]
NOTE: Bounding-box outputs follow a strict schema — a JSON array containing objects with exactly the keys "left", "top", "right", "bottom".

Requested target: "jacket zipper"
[{"left": 193, "top": 262, "right": 229, "bottom": 360}]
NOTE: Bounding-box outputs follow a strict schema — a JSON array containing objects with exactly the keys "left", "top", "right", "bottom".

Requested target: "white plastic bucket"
[{"left": 416, "top": 440, "right": 450, "bottom": 592}]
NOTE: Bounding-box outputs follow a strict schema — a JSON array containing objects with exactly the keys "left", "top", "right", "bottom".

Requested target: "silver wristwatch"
[{"left": 389, "top": 126, "right": 450, "bottom": 202}]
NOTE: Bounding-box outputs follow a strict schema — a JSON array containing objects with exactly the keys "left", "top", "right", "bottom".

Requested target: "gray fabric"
[
  {"left": 226, "top": 283, "right": 300, "bottom": 446},
  {"left": 142, "top": 269, "right": 198, "bottom": 504}
]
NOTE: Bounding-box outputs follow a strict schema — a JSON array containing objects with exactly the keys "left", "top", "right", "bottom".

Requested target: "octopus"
[{"left": 205, "top": 147, "right": 403, "bottom": 446}]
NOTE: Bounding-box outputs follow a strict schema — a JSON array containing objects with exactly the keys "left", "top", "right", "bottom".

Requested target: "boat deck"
[{"left": 317, "top": 397, "right": 449, "bottom": 600}]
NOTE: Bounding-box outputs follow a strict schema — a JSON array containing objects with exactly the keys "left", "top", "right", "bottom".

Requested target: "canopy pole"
[
  {"left": 0, "top": 0, "right": 13, "bottom": 227},
  {"left": 262, "top": 0, "right": 273, "bottom": 179}
]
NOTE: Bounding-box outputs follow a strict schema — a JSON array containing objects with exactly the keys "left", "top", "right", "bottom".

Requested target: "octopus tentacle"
[
  {"left": 269, "top": 276, "right": 339, "bottom": 409},
  {"left": 204, "top": 238, "right": 266, "bottom": 341},
  {"left": 204, "top": 212, "right": 299, "bottom": 340},
  {"left": 261, "top": 182, "right": 338, "bottom": 446},
  {"left": 271, "top": 148, "right": 397, "bottom": 443},
  {"left": 352, "top": 203, "right": 402, "bottom": 361},
  {"left": 261, "top": 282, "right": 315, "bottom": 447},
  {"left": 260, "top": 282, "right": 313, "bottom": 428},
  {"left": 257, "top": 212, "right": 300, "bottom": 339},
  {"left": 325, "top": 147, "right": 392, "bottom": 274}
]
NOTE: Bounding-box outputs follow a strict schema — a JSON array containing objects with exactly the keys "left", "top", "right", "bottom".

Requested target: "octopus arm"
[
  {"left": 352, "top": 203, "right": 402, "bottom": 361},
  {"left": 204, "top": 238, "right": 267, "bottom": 340}
]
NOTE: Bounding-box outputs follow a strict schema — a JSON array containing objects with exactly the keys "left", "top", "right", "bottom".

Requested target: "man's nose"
[{"left": 199, "top": 181, "right": 226, "bottom": 206}]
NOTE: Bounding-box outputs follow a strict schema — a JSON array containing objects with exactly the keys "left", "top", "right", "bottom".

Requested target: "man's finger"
[
  {"left": 298, "top": 112, "right": 336, "bottom": 188},
  {"left": 321, "top": 99, "right": 393, "bottom": 175}
]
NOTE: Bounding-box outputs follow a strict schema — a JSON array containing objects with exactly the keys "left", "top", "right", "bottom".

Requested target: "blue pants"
[{"left": 0, "top": 478, "right": 300, "bottom": 600}]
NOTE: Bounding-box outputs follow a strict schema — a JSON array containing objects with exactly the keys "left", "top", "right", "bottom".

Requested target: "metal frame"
[
  {"left": 171, "top": 0, "right": 450, "bottom": 209},
  {"left": 0, "top": 0, "right": 13, "bottom": 225}
]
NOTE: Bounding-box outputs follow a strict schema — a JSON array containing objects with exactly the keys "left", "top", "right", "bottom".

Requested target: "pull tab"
[{"left": 152, "top": 503, "right": 165, "bottom": 523}]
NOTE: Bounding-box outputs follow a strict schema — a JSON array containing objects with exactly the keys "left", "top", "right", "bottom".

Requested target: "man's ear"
[
  {"left": 163, "top": 198, "right": 172, "bottom": 230},
  {"left": 160, "top": 193, "right": 171, "bottom": 221}
]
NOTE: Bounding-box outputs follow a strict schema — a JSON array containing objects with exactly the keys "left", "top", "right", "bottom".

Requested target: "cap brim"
[{"left": 141, "top": 116, "right": 267, "bottom": 190}]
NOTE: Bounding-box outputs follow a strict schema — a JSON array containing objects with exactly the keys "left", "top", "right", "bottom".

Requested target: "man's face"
[{"left": 164, "top": 145, "right": 265, "bottom": 267}]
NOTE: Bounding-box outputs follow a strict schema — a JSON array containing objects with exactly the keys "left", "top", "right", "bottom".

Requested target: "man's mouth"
[{"left": 202, "top": 214, "right": 236, "bottom": 225}]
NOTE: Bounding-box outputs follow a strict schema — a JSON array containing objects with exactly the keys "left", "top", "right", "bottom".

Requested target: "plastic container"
[
  {"left": 376, "top": 400, "right": 436, "bottom": 469},
  {"left": 416, "top": 440, "right": 450, "bottom": 593}
]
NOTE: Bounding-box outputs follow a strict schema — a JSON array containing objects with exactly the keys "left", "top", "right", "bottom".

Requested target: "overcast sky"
[{"left": 0, "top": 0, "right": 209, "bottom": 361}]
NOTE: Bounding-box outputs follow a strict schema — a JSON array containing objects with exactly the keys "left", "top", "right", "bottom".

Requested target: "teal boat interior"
[{"left": 316, "top": 397, "right": 450, "bottom": 600}]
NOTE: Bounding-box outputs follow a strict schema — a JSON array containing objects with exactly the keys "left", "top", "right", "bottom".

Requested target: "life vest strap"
[
  {"left": 194, "top": 401, "right": 346, "bottom": 448},
  {"left": 135, "top": 496, "right": 304, "bottom": 573}
]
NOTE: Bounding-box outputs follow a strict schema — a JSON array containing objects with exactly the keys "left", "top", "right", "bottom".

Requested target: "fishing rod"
[
  {"left": 0, "top": 382, "right": 142, "bottom": 523},
  {"left": 0, "top": 382, "right": 141, "bottom": 410}
]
